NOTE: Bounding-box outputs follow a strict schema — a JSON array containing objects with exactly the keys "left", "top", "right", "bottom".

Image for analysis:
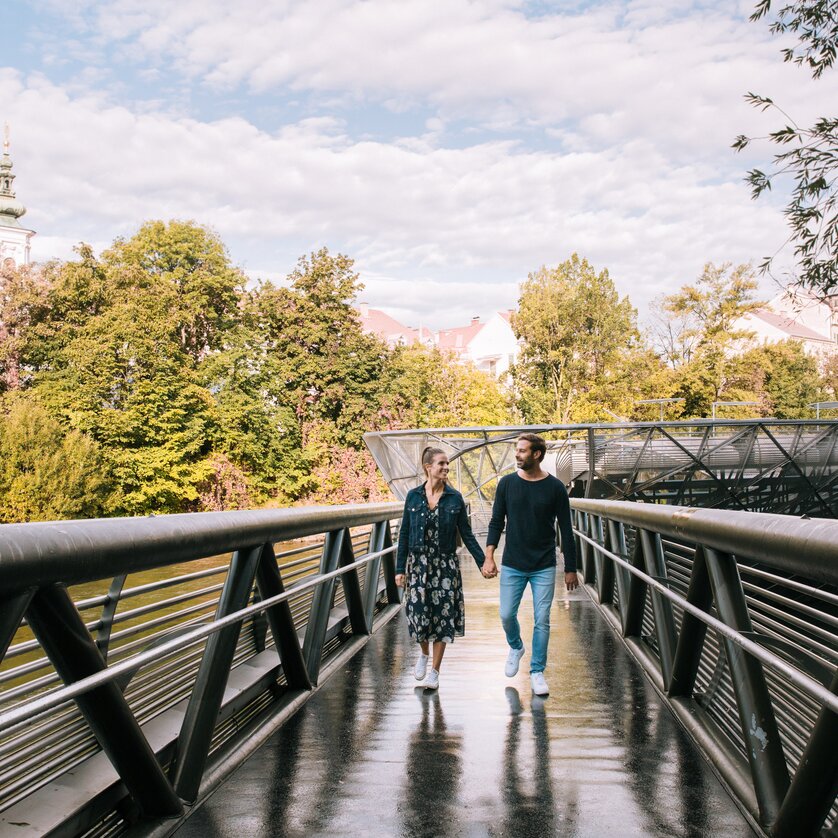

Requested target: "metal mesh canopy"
[{"left": 364, "top": 420, "right": 838, "bottom": 518}]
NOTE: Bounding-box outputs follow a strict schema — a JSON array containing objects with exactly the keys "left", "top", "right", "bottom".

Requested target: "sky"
[{"left": 3, "top": 0, "right": 836, "bottom": 330}]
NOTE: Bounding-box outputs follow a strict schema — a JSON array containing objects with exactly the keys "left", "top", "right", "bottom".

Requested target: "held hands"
[
  {"left": 395, "top": 573, "right": 405, "bottom": 588},
  {"left": 565, "top": 571, "right": 579, "bottom": 591},
  {"left": 481, "top": 557, "right": 498, "bottom": 579}
]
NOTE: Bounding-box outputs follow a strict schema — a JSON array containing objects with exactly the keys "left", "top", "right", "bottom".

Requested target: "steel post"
[
  {"left": 770, "top": 670, "right": 838, "bottom": 837},
  {"left": 363, "top": 522, "right": 386, "bottom": 628},
  {"left": 338, "top": 528, "right": 369, "bottom": 636},
  {"left": 704, "top": 547, "right": 790, "bottom": 827},
  {"left": 96, "top": 573, "right": 127, "bottom": 662},
  {"left": 639, "top": 529, "right": 678, "bottom": 687},
  {"left": 172, "top": 544, "right": 263, "bottom": 803},
  {"left": 303, "top": 529, "right": 343, "bottom": 684},
  {"left": 0, "top": 589, "right": 33, "bottom": 662},
  {"left": 255, "top": 543, "right": 312, "bottom": 691},
  {"left": 606, "top": 520, "right": 630, "bottom": 630},
  {"left": 597, "top": 516, "right": 615, "bottom": 606},
  {"left": 622, "top": 536, "right": 647, "bottom": 638},
  {"left": 26, "top": 584, "right": 183, "bottom": 818},
  {"left": 668, "top": 546, "right": 712, "bottom": 697}
]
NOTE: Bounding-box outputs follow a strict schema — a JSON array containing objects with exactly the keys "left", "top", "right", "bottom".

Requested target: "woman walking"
[{"left": 395, "top": 447, "right": 486, "bottom": 689}]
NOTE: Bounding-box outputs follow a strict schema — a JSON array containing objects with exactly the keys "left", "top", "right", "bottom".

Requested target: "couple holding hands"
[{"left": 394, "top": 433, "right": 579, "bottom": 696}]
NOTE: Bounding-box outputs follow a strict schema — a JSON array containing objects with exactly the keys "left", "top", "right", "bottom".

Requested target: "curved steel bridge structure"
[{"left": 364, "top": 419, "right": 838, "bottom": 518}]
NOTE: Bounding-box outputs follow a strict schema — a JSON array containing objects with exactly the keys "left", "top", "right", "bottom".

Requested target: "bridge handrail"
[
  {"left": 0, "top": 502, "right": 402, "bottom": 590},
  {"left": 571, "top": 499, "right": 837, "bottom": 583},
  {"left": 570, "top": 498, "right": 838, "bottom": 838},
  {"left": 0, "top": 501, "right": 405, "bottom": 836}
]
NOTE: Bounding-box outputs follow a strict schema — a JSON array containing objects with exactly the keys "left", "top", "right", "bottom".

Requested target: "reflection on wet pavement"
[{"left": 176, "top": 560, "right": 755, "bottom": 838}]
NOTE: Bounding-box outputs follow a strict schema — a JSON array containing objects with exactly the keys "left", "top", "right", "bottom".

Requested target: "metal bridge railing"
[
  {"left": 571, "top": 498, "right": 838, "bottom": 838},
  {"left": 0, "top": 503, "right": 403, "bottom": 837}
]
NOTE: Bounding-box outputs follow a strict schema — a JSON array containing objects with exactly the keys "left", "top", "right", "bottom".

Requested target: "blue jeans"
[{"left": 499, "top": 565, "right": 556, "bottom": 673}]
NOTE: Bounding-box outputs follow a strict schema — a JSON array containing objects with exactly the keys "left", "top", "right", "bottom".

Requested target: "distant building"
[
  {"left": 736, "top": 289, "right": 837, "bottom": 363},
  {"left": 356, "top": 304, "right": 520, "bottom": 379},
  {"left": 0, "top": 127, "right": 35, "bottom": 269}
]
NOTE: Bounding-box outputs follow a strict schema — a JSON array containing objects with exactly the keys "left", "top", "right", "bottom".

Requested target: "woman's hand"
[{"left": 395, "top": 573, "right": 405, "bottom": 588}]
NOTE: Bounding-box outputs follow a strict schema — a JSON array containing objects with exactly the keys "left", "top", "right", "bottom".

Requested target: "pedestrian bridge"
[{"left": 0, "top": 421, "right": 835, "bottom": 837}]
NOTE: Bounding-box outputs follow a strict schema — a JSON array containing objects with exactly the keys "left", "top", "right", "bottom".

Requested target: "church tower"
[{"left": 0, "top": 125, "right": 35, "bottom": 268}]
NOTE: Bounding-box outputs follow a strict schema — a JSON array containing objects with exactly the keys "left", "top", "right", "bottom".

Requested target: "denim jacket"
[{"left": 396, "top": 483, "right": 485, "bottom": 573}]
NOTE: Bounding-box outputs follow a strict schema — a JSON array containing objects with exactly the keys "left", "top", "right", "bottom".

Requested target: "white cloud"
[{"left": 4, "top": 0, "right": 833, "bottom": 331}]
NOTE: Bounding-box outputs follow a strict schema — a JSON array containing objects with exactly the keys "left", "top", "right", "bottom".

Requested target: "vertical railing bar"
[
  {"left": 703, "top": 546, "right": 790, "bottom": 828},
  {"left": 25, "top": 584, "right": 182, "bottom": 817},
  {"left": 172, "top": 544, "right": 264, "bottom": 803},
  {"left": 668, "top": 546, "right": 712, "bottom": 698},
  {"left": 639, "top": 530, "right": 678, "bottom": 688}
]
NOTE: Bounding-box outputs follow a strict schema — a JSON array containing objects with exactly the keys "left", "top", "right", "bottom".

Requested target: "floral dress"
[{"left": 405, "top": 495, "right": 465, "bottom": 643}]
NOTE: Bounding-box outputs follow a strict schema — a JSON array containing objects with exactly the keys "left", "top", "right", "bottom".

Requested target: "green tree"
[
  {"left": 254, "top": 248, "right": 387, "bottom": 449},
  {"left": 728, "top": 339, "right": 826, "bottom": 417},
  {"left": 511, "top": 254, "right": 641, "bottom": 423},
  {"left": 0, "top": 395, "right": 111, "bottom": 522},
  {"left": 31, "top": 222, "right": 246, "bottom": 514},
  {"left": 661, "top": 263, "right": 762, "bottom": 416},
  {"left": 378, "top": 344, "right": 513, "bottom": 429},
  {"left": 733, "top": 1, "right": 838, "bottom": 296}
]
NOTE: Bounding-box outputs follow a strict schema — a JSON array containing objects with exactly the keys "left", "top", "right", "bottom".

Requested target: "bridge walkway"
[{"left": 175, "top": 561, "right": 755, "bottom": 838}]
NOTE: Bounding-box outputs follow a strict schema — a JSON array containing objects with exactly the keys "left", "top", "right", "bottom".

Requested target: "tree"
[
  {"left": 726, "top": 339, "right": 826, "bottom": 417},
  {"left": 733, "top": 1, "right": 838, "bottom": 296},
  {"left": 510, "top": 254, "right": 642, "bottom": 423},
  {"left": 661, "top": 263, "right": 762, "bottom": 416},
  {"left": 378, "top": 344, "right": 514, "bottom": 429},
  {"left": 254, "top": 248, "right": 388, "bottom": 449},
  {"left": 0, "top": 395, "right": 111, "bottom": 522}
]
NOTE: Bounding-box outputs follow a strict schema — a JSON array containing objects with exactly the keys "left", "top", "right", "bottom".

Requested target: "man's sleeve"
[
  {"left": 486, "top": 478, "right": 507, "bottom": 548},
  {"left": 556, "top": 484, "right": 577, "bottom": 573}
]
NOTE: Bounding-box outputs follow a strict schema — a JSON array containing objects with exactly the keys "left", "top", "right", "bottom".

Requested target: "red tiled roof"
[
  {"left": 436, "top": 320, "right": 485, "bottom": 353},
  {"left": 751, "top": 308, "right": 832, "bottom": 343}
]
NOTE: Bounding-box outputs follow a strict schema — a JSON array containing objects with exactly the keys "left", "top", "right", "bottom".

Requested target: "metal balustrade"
[
  {"left": 365, "top": 419, "right": 838, "bottom": 516},
  {"left": 570, "top": 498, "right": 838, "bottom": 838},
  {"left": 0, "top": 503, "right": 403, "bottom": 837}
]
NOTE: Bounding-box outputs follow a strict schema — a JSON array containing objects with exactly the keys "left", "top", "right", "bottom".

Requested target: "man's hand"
[
  {"left": 565, "top": 571, "right": 579, "bottom": 591},
  {"left": 482, "top": 557, "right": 498, "bottom": 579},
  {"left": 395, "top": 573, "right": 405, "bottom": 588}
]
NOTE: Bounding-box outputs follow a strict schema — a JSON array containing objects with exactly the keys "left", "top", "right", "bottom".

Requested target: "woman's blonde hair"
[{"left": 421, "top": 446, "right": 447, "bottom": 476}]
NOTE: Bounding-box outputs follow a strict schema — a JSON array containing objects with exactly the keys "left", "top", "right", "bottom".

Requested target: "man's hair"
[{"left": 517, "top": 433, "right": 547, "bottom": 462}]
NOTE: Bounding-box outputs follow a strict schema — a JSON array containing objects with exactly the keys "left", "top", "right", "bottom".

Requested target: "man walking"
[{"left": 481, "top": 433, "right": 578, "bottom": 696}]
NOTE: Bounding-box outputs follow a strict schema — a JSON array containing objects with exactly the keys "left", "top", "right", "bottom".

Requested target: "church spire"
[
  {"left": 0, "top": 124, "right": 27, "bottom": 229},
  {"left": 0, "top": 125, "right": 35, "bottom": 268}
]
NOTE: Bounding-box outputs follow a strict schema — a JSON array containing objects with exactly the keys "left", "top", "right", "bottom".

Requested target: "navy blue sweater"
[{"left": 486, "top": 473, "right": 577, "bottom": 573}]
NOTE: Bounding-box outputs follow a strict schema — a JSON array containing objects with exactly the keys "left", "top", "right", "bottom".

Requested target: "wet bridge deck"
[{"left": 176, "top": 562, "right": 755, "bottom": 838}]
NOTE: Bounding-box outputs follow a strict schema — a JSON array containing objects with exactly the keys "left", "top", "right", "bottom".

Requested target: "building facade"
[{"left": 0, "top": 128, "right": 34, "bottom": 269}]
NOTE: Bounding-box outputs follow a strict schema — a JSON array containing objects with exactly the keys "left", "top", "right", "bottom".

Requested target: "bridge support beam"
[
  {"left": 704, "top": 547, "right": 790, "bottom": 827},
  {"left": 771, "top": 670, "right": 838, "bottom": 838},
  {"left": 26, "top": 583, "right": 183, "bottom": 819},
  {"left": 172, "top": 545, "right": 264, "bottom": 803},
  {"left": 668, "top": 546, "right": 712, "bottom": 698},
  {"left": 255, "top": 543, "right": 312, "bottom": 691}
]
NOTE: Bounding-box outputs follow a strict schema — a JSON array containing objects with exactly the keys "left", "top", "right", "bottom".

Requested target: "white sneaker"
[
  {"left": 505, "top": 645, "right": 526, "bottom": 677},
  {"left": 414, "top": 652, "right": 429, "bottom": 680},
  {"left": 423, "top": 668, "right": 439, "bottom": 690},
  {"left": 531, "top": 671, "right": 549, "bottom": 696}
]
